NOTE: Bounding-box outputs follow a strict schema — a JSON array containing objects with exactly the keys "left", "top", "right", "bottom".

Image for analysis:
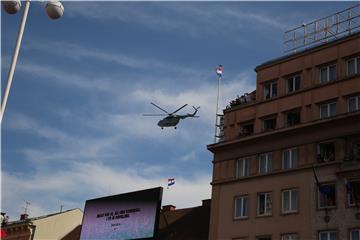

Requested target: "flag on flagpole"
[
  {"left": 312, "top": 166, "right": 330, "bottom": 195},
  {"left": 345, "top": 178, "right": 353, "bottom": 194},
  {"left": 167, "top": 178, "right": 175, "bottom": 187},
  {"left": 312, "top": 165, "right": 321, "bottom": 188},
  {"left": 216, "top": 64, "right": 223, "bottom": 78}
]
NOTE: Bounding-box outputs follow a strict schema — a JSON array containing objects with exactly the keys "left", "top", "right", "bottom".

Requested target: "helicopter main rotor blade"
[
  {"left": 143, "top": 114, "right": 168, "bottom": 116},
  {"left": 172, "top": 104, "right": 188, "bottom": 114},
  {"left": 151, "top": 102, "right": 170, "bottom": 114}
]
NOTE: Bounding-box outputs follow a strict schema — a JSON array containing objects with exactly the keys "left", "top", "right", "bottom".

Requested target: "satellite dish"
[
  {"left": 3, "top": 0, "right": 22, "bottom": 14},
  {"left": 45, "top": 0, "right": 64, "bottom": 20}
]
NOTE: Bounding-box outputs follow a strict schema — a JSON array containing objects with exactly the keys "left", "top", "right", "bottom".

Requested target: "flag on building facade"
[
  {"left": 312, "top": 166, "right": 332, "bottom": 195},
  {"left": 0, "top": 229, "right": 7, "bottom": 238},
  {"left": 345, "top": 178, "right": 359, "bottom": 207},
  {"left": 345, "top": 179, "right": 353, "bottom": 194}
]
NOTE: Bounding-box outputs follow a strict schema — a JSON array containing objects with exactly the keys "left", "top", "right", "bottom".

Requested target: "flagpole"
[
  {"left": 214, "top": 75, "right": 221, "bottom": 143},
  {"left": 214, "top": 65, "right": 223, "bottom": 143}
]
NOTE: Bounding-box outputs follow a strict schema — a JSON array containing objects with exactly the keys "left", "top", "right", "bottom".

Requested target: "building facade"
[
  {"left": 2, "top": 208, "right": 83, "bottom": 240},
  {"left": 207, "top": 32, "right": 360, "bottom": 240},
  {"left": 158, "top": 199, "right": 211, "bottom": 240}
]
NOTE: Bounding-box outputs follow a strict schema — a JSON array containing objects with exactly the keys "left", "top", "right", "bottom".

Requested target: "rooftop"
[
  {"left": 255, "top": 31, "right": 360, "bottom": 72},
  {"left": 4, "top": 208, "right": 83, "bottom": 226}
]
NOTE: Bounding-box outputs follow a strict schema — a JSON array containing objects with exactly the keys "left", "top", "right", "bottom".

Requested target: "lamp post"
[{"left": 1, "top": 0, "right": 64, "bottom": 124}]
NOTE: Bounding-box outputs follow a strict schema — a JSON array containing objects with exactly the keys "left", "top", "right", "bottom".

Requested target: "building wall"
[
  {"left": 210, "top": 164, "right": 360, "bottom": 240},
  {"left": 2, "top": 223, "right": 33, "bottom": 240},
  {"left": 255, "top": 34, "right": 360, "bottom": 98},
  {"left": 210, "top": 170, "right": 313, "bottom": 239},
  {"left": 213, "top": 115, "right": 360, "bottom": 179},
  {"left": 208, "top": 33, "right": 360, "bottom": 240},
  {"left": 32, "top": 209, "right": 83, "bottom": 240},
  {"left": 222, "top": 33, "right": 360, "bottom": 141}
]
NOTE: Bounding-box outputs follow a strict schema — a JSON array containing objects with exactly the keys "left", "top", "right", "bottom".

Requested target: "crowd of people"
[
  {"left": 317, "top": 151, "right": 335, "bottom": 162},
  {"left": 226, "top": 91, "right": 256, "bottom": 109}
]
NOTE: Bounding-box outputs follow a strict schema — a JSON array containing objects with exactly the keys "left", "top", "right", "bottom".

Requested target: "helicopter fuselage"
[{"left": 158, "top": 116, "right": 180, "bottom": 128}]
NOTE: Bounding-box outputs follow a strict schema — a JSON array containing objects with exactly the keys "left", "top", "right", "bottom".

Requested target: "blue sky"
[{"left": 1, "top": 1, "right": 356, "bottom": 220}]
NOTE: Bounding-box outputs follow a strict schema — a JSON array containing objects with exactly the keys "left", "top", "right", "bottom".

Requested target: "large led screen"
[{"left": 80, "top": 187, "right": 163, "bottom": 240}]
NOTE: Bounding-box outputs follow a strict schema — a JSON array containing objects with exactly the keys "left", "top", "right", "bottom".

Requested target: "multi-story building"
[
  {"left": 207, "top": 25, "right": 360, "bottom": 240},
  {"left": 1, "top": 208, "right": 83, "bottom": 240}
]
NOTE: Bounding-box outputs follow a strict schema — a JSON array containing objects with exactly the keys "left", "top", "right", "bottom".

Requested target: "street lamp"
[{"left": 1, "top": 0, "right": 64, "bottom": 123}]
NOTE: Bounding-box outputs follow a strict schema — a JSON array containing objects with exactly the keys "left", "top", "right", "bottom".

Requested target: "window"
[
  {"left": 351, "top": 143, "right": 360, "bottom": 161},
  {"left": 240, "top": 122, "right": 254, "bottom": 136},
  {"left": 318, "top": 183, "right": 336, "bottom": 208},
  {"left": 287, "top": 75, "right": 301, "bottom": 93},
  {"left": 286, "top": 111, "right": 301, "bottom": 126},
  {"left": 264, "top": 82, "right": 277, "bottom": 99},
  {"left": 283, "top": 148, "right": 298, "bottom": 170},
  {"left": 317, "top": 142, "right": 335, "bottom": 162},
  {"left": 319, "top": 231, "right": 336, "bottom": 240},
  {"left": 236, "top": 158, "right": 250, "bottom": 178},
  {"left": 282, "top": 189, "right": 298, "bottom": 213},
  {"left": 281, "top": 234, "right": 298, "bottom": 240},
  {"left": 320, "top": 65, "right": 336, "bottom": 83},
  {"left": 263, "top": 117, "right": 277, "bottom": 131},
  {"left": 259, "top": 153, "right": 272, "bottom": 174},
  {"left": 256, "top": 237, "right": 271, "bottom": 240},
  {"left": 347, "top": 57, "right": 360, "bottom": 76},
  {"left": 320, "top": 102, "right": 336, "bottom": 118},
  {"left": 257, "top": 192, "right": 272, "bottom": 216},
  {"left": 234, "top": 196, "right": 248, "bottom": 219},
  {"left": 348, "top": 96, "right": 360, "bottom": 112},
  {"left": 351, "top": 229, "right": 360, "bottom": 240},
  {"left": 347, "top": 180, "right": 360, "bottom": 206}
]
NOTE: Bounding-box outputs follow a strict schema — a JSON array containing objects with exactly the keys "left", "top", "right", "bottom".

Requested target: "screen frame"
[{"left": 79, "top": 187, "right": 163, "bottom": 240}]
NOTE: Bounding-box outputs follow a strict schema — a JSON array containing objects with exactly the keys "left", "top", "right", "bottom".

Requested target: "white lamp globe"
[
  {"left": 45, "top": 0, "right": 64, "bottom": 20},
  {"left": 3, "top": 0, "right": 22, "bottom": 14}
]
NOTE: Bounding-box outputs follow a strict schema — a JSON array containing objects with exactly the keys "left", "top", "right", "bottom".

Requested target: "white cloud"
[
  {"left": 105, "top": 113, "right": 174, "bottom": 138},
  {"left": 221, "top": 7, "right": 288, "bottom": 30},
  {"left": 179, "top": 151, "right": 197, "bottom": 162},
  {"left": 65, "top": 2, "right": 290, "bottom": 37},
  {"left": 16, "top": 63, "right": 115, "bottom": 92},
  {"left": 131, "top": 73, "right": 255, "bottom": 124},
  {"left": 7, "top": 113, "right": 68, "bottom": 141},
  {"left": 91, "top": 72, "right": 255, "bottom": 145},
  {"left": 5, "top": 63, "right": 255, "bottom": 168},
  {"left": 23, "top": 41, "right": 198, "bottom": 76},
  {"left": 6, "top": 112, "right": 122, "bottom": 164},
  {"left": 1, "top": 162, "right": 211, "bottom": 220}
]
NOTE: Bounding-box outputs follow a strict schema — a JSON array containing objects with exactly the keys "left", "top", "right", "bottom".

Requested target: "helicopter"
[{"left": 143, "top": 102, "right": 200, "bottom": 129}]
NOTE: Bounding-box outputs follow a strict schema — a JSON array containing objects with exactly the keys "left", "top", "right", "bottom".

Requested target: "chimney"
[
  {"left": 162, "top": 205, "right": 176, "bottom": 212},
  {"left": 202, "top": 199, "right": 211, "bottom": 208},
  {"left": 20, "top": 213, "right": 29, "bottom": 220}
]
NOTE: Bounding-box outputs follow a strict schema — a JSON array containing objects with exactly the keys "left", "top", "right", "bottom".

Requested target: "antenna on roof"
[
  {"left": 284, "top": 4, "right": 360, "bottom": 53},
  {"left": 23, "top": 201, "right": 30, "bottom": 215}
]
